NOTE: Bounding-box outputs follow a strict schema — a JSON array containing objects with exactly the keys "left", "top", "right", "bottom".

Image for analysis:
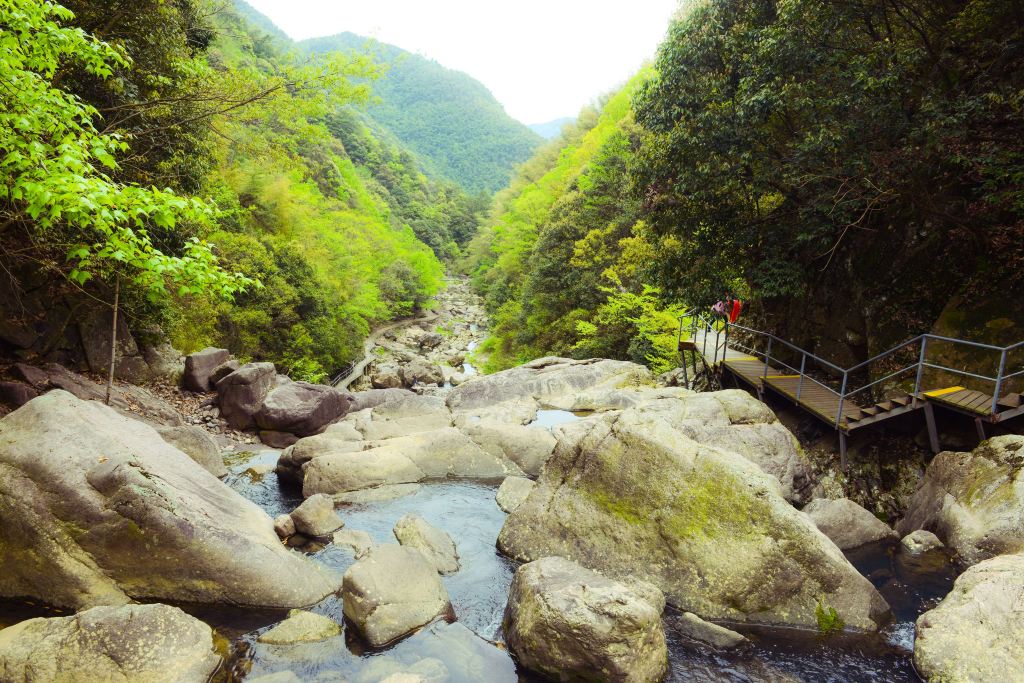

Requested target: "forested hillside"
[
  {"left": 0, "top": 0, "right": 481, "bottom": 382},
  {"left": 300, "top": 33, "right": 543, "bottom": 194},
  {"left": 470, "top": 0, "right": 1024, "bottom": 372}
]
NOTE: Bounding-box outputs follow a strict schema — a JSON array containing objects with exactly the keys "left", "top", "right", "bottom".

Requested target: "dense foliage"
[
  {"left": 472, "top": 0, "right": 1024, "bottom": 372},
  {"left": 0, "top": 0, "right": 482, "bottom": 382},
  {"left": 301, "top": 33, "right": 544, "bottom": 194}
]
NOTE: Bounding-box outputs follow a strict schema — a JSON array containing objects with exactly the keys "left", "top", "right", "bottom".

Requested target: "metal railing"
[{"left": 678, "top": 314, "right": 1023, "bottom": 427}]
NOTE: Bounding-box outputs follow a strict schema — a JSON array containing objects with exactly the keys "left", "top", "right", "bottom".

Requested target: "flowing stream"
[{"left": 204, "top": 420, "right": 951, "bottom": 683}]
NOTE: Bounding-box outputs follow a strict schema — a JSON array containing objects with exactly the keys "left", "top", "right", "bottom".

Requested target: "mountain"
[
  {"left": 300, "top": 33, "right": 543, "bottom": 194},
  {"left": 529, "top": 117, "right": 574, "bottom": 140}
]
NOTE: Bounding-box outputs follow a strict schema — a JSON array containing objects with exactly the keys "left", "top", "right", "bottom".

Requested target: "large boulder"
[
  {"left": 351, "top": 394, "right": 452, "bottom": 440},
  {"left": 255, "top": 381, "right": 356, "bottom": 436},
  {"left": 342, "top": 544, "right": 453, "bottom": 647},
  {"left": 371, "top": 364, "right": 404, "bottom": 389},
  {"left": 216, "top": 361, "right": 276, "bottom": 430},
  {"left": 0, "top": 391, "right": 338, "bottom": 610},
  {"left": 393, "top": 513, "right": 459, "bottom": 574},
  {"left": 503, "top": 557, "right": 668, "bottom": 683},
  {"left": 914, "top": 552, "right": 1024, "bottom": 681},
  {"left": 497, "top": 402, "right": 889, "bottom": 632},
  {"left": 897, "top": 435, "right": 1024, "bottom": 566},
  {"left": 302, "top": 427, "right": 522, "bottom": 498},
  {"left": 350, "top": 387, "right": 416, "bottom": 412},
  {"left": 0, "top": 603, "right": 220, "bottom": 682},
  {"left": 0, "top": 381, "right": 38, "bottom": 410},
  {"left": 78, "top": 307, "right": 152, "bottom": 384},
  {"left": 157, "top": 425, "right": 228, "bottom": 478},
  {"left": 183, "top": 347, "right": 231, "bottom": 392},
  {"left": 464, "top": 423, "right": 557, "bottom": 477},
  {"left": 803, "top": 498, "right": 898, "bottom": 551},
  {"left": 399, "top": 358, "right": 445, "bottom": 387},
  {"left": 446, "top": 356, "right": 653, "bottom": 413}
]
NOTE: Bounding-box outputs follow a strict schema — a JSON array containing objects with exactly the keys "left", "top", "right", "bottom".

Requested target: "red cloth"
[{"left": 729, "top": 299, "right": 743, "bottom": 323}]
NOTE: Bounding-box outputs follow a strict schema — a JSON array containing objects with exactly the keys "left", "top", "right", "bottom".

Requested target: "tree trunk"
[{"left": 105, "top": 276, "right": 120, "bottom": 406}]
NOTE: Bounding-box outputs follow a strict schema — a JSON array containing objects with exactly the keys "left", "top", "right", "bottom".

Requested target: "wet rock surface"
[
  {"left": 0, "top": 603, "right": 220, "bottom": 682},
  {"left": 804, "top": 497, "right": 899, "bottom": 551},
  {"left": 393, "top": 513, "right": 460, "bottom": 574},
  {"left": 503, "top": 556, "right": 668, "bottom": 683}
]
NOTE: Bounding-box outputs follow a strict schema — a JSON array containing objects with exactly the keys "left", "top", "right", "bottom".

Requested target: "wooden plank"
[{"left": 998, "top": 393, "right": 1022, "bottom": 409}]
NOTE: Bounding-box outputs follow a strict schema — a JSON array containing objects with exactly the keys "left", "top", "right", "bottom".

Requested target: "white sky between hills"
[{"left": 241, "top": 0, "right": 681, "bottom": 125}]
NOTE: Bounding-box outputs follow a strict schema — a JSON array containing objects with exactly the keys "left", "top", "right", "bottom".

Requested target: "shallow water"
[
  {"left": 527, "top": 409, "right": 582, "bottom": 430},
  {"left": 0, "top": 446, "right": 950, "bottom": 682}
]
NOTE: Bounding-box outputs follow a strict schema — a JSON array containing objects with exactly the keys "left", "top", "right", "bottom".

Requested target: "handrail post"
[
  {"left": 676, "top": 317, "right": 683, "bottom": 358},
  {"left": 714, "top": 325, "right": 721, "bottom": 366},
  {"left": 723, "top": 323, "right": 730, "bottom": 362},
  {"left": 835, "top": 370, "right": 848, "bottom": 429},
  {"left": 763, "top": 337, "right": 773, "bottom": 380},
  {"left": 913, "top": 336, "right": 928, "bottom": 404},
  {"left": 992, "top": 347, "right": 1008, "bottom": 416},
  {"left": 796, "top": 352, "right": 807, "bottom": 401}
]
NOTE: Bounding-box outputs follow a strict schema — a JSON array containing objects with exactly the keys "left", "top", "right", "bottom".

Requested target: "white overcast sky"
[{"left": 242, "top": 0, "right": 680, "bottom": 124}]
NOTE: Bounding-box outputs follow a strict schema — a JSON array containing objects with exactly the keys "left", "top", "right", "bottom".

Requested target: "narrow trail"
[{"left": 331, "top": 309, "right": 440, "bottom": 389}]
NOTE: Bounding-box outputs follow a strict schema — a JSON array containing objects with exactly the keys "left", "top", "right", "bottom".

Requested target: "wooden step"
[
  {"left": 891, "top": 395, "right": 912, "bottom": 407},
  {"left": 861, "top": 406, "right": 881, "bottom": 417},
  {"left": 998, "top": 393, "right": 1022, "bottom": 409},
  {"left": 874, "top": 400, "right": 895, "bottom": 412},
  {"left": 843, "top": 409, "right": 865, "bottom": 423}
]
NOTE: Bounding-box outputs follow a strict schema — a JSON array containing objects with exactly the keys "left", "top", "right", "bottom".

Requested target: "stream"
[{"left": 207, "top": 411, "right": 951, "bottom": 682}]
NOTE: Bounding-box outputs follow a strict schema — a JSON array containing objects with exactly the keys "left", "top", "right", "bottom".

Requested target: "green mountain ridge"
[{"left": 299, "top": 32, "right": 543, "bottom": 194}]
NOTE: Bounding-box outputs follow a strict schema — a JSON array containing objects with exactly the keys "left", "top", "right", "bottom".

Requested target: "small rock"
[
  {"left": 393, "top": 513, "right": 459, "bottom": 574},
  {"left": 342, "top": 545, "right": 452, "bottom": 647},
  {"left": 898, "top": 530, "right": 949, "bottom": 574},
  {"left": 157, "top": 425, "right": 228, "bottom": 478},
  {"left": 259, "top": 430, "right": 300, "bottom": 448},
  {"left": 256, "top": 609, "right": 341, "bottom": 645},
  {"left": 290, "top": 494, "right": 344, "bottom": 538},
  {"left": 495, "top": 476, "right": 535, "bottom": 513},
  {"left": 0, "top": 381, "right": 39, "bottom": 409},
  {"left": 209, "top": 359, "right": 241, "bottom": 386},
  {"left": 273, "top": 514, "right": 296, "bottom": 539},
  {"left": 669, "top": 612, "right": 748, "bottom": 649}
]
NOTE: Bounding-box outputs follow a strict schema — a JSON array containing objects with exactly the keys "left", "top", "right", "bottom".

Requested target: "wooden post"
[{"left": 105, "top": 276, "right": 120, "bottom": 406}]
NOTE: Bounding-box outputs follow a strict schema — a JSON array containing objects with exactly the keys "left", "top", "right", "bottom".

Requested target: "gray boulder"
[
  {"left": 78, "top": 307, "right": 151, "bottom": 384},
  {"left": 393, "top": 513, "right": 459, "bottom": 574},
  {"left": 273, "top": 514, "right": 296, "bottom": 539},
  {"left": 256, "top": 609, "right": 341, "bottom": 645},
  {"left": 290, "top": 493, "right": 344, "bottom": 538},
  {"left": 350, "top": 387, "right": 416, "bottom": 412},
  {"left": 497, "top": 401, "right": 889, "bottom": 632},
  {"left": 209, "top": 359, "right": 240, "bottom": 386},
  {"left": 400, "top": 358, "right": 444, "bottom": 387},
  {"left": 803, "top": 498, "right": 898, "bottom": 551},
  {"left": 0, "top": 603, "right": 220, "bottom": 682},
  {"left": 371, "top": 365, "right": 403, "bottom": 389},
  {"left": 495, "top": 476, "right": 536, "bottom": 513},
  {"left": 0, "top": 391, "right": 338, "bottom": 610},
  {"left": 897, "top": 435, "right": 1024, "bottom": 566},
  {"left": 914, "top": 552, "right": 1024, "bottom": 682},
  {"left": 259, "top": 430, "right": 300, "bottom": 448},
  {"left": 142, "top": 341, "right": 185, "bottom": 382},
  {"left": 342, "top": 544, "right": 453, "bottom": 647},
  {"left": 504, "top": 556, "right": 668, "bottom": 683},
  {"left": 255, "top": 381, "right": 356, "bottom": 436},
  {"left": 446, "top": 356, "right": 653, "bottom": 412},
  {"left": 334, "top": 529, "right": 375, "bottom": 557},
  {"left": 669, "top": 612, "right": 748, "bottom": 649},
  {"left": 216, "top": 361, "right": 276, "bottom": 430},
  {"left": 419, "top": 332, "right": 443, "bottom": 349},
  {"left": 157, "top": 425, "right": 228, "bottom": 478},
  {"left": 183, "top": 347, "right": 231, "bottom": 392}
]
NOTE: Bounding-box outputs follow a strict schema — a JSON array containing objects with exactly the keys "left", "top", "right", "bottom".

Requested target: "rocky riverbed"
[{"left": 0, "top": 278, "right": 1021, "bottom": 682}]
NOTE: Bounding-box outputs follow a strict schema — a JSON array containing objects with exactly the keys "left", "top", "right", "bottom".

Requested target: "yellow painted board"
[{"left": 924, "top": 386, "right": 965, "bottom": 398}]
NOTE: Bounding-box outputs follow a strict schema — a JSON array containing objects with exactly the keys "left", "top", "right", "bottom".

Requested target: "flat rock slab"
[{"left": 0, "top": 603, "right": 220, "bottom": 682}]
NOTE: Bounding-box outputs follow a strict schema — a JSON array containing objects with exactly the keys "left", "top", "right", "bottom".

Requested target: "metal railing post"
[
  {"left": 676, "top": 317, "right": 683, "bottom": 356},
  {"left": 913, "top": 336, "right": 928, "bottom": 403},
  {"left": 714, "top": 325, "right": 721, "bottom": 366},
  {"left": 835, "top": 370, "right": 848, "bottom": 429},
  {"left": 796, "top": 352, "right": 807, "bottom": 400},
  {"left": 992, "top": 347, "right": 1008, "bottom": 416},
  {"left": 723, "top": 323, "right": 730, "bottom": 362},
  {"left": 763, "top": 337, "right": 773, "bottom": 380}
]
